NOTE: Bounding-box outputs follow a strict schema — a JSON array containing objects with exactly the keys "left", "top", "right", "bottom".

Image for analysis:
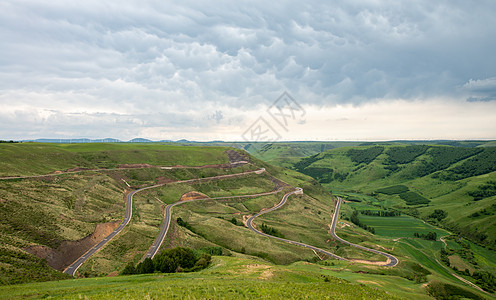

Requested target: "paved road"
[
  {"left": 330, "top": 197, "right": 399, "bottom": 267},
  {"left": 246, "top": 188, "right": 347, "bottom": 261},
  {"left": 63, "top": 168, "right": 265, "bottom": 275},
  {"left": 142, "top": 187, "right": 280, "bottom": 260},
  {"left": 63, "top": 184, "right": 161, "bottom": 275}
]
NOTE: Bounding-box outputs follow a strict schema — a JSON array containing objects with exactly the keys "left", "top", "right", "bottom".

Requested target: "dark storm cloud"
[{"left": 0, "top": 0, "right": 495, "bottom": 139}]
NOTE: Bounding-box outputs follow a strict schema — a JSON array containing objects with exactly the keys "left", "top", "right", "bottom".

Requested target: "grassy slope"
[
  {"left": 275, "top": 144, "right": 496, "bottom": 298},
  {"left": 249, "top": 142, "right": 361, "bottom": 168},
  {"left": 0, "top": 144, "right": 229, "bottom": 285},
  {"left": 289, "top": 145, "right": 496, "bottom": 245},
  {"left": 1, "top": 143, "right": 493, "bottom": 299},
  {"left": 0, "top": 256, "right": 398, "bottom": 300},
  {"left": 0, "top": 143, "right": 228, "bottom": 177}
]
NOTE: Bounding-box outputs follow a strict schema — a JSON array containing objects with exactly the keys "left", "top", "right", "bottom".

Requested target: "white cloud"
[{"left": 0, "top": 0, "right": 495, "bottom": 140}]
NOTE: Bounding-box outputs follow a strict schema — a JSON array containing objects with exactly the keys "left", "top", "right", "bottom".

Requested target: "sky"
[{"left": 1, "top": 0, "right": 495, "bottom": 141}]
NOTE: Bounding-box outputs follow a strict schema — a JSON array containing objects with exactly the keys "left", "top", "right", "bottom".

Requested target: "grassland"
[
  {"left": 0, "top": 143, "right": 229, "bottom": 177},
  {"left": 285, "top": 144, "right": 496, "bottom": 247},
  {"left": 0, "top": 256, "right": 399, "bottom": 300},
  {"left": 0, "top": 144, "right": 237, "bottom": 284},
  {"left": 1, "top": 142, "right": 495, "bottom": 299}
]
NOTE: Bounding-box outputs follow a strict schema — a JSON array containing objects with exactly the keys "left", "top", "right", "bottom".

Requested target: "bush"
[
  {"left": 467, "top": 181, "right": 496, "bottom": 201},
  {"left": 177, "top": 217, "right": 198, "bottom": 234},
  {"left": 199, "top": 246, "right": 223, "bottom": 256},
  {"left": 426, "top": 281, "right": 484, "bottom": 300},
  {"left": 260, "top": 223, "right": 285, "bottom": 238},
  {"left": 428, "top": 209, "right": 447, "bottom": 221},
  {"left": 414, "top": 232, "right": 437, "bottom": 241}
]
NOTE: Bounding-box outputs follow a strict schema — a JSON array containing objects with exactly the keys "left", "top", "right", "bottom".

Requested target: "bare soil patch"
[
  {"left": 270, "top": 176, "right": 289, "bottom": 190},
  {"left": 226, "top": 150, "right": 250, "bottom": 164},
  {"left": 180, "top": 191, "right": 209, "bottom": 201},
  {"left": 25, "top": 221, "right": 120, "bottom": 271},
  {"left": 350, "top": 258, "right": 391, "bottom": 266}
]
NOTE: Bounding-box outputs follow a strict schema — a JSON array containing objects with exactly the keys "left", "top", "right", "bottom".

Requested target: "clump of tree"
[
  {"left": 439, "top": 148, "right": 496, "bottom": 181},
  {"left": 413, "top": 147, "right": 482, "bottom": 178},
  {"left": 427, "top": 281, "right": 484, "bottom": 300},
  {"left": 0, "top": 140, "right": 19, "bottom": 143},
  {"left": 472, "top": 271, "right": 496, "bottom": 293},
  {"left": 260, "top": 223, "right": 284, "bottom": 238},
  {"left": 301, "top": 167, "right": 334, "bottom": 183},
  {"left": 177, "top": 217, "right": 196, "bottom": 233},
  {"left": 376, "top": 185, "right": 409, "bottom": 195},
  {"left": 360, "top": 210, "right": 400, "bottom": 217},
  {"left": 427, "top": 209, "right": 447, "bottom": 221},
  {"left": 413, "top": 232, "right": 437, "bottom": 240},
  {"left": 229, "top": 217, "right": 238, "bottom": 225},
  {"left": 121, "top": 247, "right": 211, "bottom": 275},
  {"left": 292, "top": 154, "right": 335, "bottom": 183},
  {"left": 384, "top": 145, "right": 429, "bottom": 165},
  {"left": 467, "top": 181, "right": 496, "bottom": 201},
  {"left": 469, "top": 208, "right": 495, "bottom": 218},
  {"left": 350, "top": 211, "right": 375, "bottom": 234},
  {"left": 347, "top": 146, "right": 384, "bottom": 165},
  {"left": 293, "top": 154, "right": 321, "bottom": 172}
]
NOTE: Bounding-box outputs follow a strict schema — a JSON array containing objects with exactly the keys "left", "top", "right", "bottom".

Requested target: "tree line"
[
  {"left": 350, "top": 211, "right": 375, "bottom": 234},
  {"left": 121, "top": 247, "right": 211, "bottom": 275},
  {"left": 360, "top": 210, "right": 400, "bottom": 217}
]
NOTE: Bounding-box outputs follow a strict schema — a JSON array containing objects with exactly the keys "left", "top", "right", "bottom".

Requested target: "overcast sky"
[{"left": 1, "top": 0, "right": 495, "bottom": 141}]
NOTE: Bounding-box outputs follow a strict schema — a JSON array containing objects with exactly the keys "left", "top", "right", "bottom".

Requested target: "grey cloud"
[
  {"left": 1, "top": 0, "right": 495, "bottom": 139},
  {"left": 464, "top": 77, "right": 496, "bottom": 102}
]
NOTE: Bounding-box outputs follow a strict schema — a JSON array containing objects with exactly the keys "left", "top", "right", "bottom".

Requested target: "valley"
[{"left": 0, "top": 142, "right": 494, "bottom": 299}]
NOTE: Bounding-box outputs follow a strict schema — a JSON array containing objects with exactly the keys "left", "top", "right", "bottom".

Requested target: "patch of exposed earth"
[
  {"left": 25, "top": 221, "right": 120, "bottom": 271},
  {"left": 180, "top": 191, "right": 210, "bottom": 201}
]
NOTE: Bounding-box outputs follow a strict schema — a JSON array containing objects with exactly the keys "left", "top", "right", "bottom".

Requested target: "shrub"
[
  {"left": 428, "top": 209, "right": 447, "bottom": 221},
  {"left": 467, "top": 181, "right": 496, "bottom": 201},
  {"left": 260, "top": 223, "right": 285, "bottom": 238},
  {"left": 426, "top": 281, "right": 484, "bottom": 300}
]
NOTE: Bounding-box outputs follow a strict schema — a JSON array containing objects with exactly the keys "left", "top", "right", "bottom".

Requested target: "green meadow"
[{"left": 0, "top": 142, "right": 495, "bottom": 299}]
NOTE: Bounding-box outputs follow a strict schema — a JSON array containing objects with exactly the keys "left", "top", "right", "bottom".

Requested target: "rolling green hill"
[
  {"left": 289, "top": 145, "right": 496, "bottom": 246},
  {"left": 0, "top": 142, "right": 494, "bottom": 299}
]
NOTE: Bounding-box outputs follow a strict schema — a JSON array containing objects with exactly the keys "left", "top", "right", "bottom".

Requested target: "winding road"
[
  {"left": 246, "top": 188, "right": 347, "bottom": 261},
  {"left": 142, "top": 187, "right": 281, "bottom": 260},
  {"left": 330, "top": 197, "right": 399, "bottom": 267},
  {"left": 63, "top": 167, "right": 265, "bottom": 275},
  {"left": 246, "top": 190, "right": 399, "bottom": 267},
  {"left": 63, "top": 166, "right": 397, "bottom": 275},
  {"left": 63, "top": 184, "right": 171, "bottom": 275}
]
